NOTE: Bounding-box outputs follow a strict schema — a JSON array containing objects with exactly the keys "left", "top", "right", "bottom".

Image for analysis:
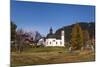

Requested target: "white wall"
[
  {"left": 45, "top": 38, "right": 64, "bottom": 47},
  {"left": 61, "top": 30, "right": 65, "bottom": 46},
  {"left": 45, "top": 38, "right": 56, "bottom": 46}
]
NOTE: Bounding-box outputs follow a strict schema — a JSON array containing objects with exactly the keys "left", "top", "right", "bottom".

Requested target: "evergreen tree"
[
  {"left": 11, "top": 21, "right": 17, "bottom": 41},
  {"left": 71, "top": 23, "right": 83, "bottom": 50}
]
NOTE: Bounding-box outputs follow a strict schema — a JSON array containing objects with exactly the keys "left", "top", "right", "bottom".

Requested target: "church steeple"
[{"left": 50, "top": 27, "right": 53, "bottom": 34}]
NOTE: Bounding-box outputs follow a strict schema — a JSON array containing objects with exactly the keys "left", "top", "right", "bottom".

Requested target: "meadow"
[{"left": 11, "top": 47, "right": 95, "bottom": 66}]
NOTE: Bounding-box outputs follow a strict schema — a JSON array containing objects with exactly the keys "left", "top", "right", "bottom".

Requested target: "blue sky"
[{"left": 11, "top": 1, "right": 95, "bottom": 36}]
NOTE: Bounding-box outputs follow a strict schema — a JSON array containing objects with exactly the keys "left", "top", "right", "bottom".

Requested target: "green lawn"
[{"left": 11, "top": 47, "right": 95, "bottom": 67}]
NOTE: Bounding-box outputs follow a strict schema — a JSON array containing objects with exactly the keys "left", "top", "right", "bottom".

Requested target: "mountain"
[{"left": 55, "top": 22, "right": 95, "bottom": 42}]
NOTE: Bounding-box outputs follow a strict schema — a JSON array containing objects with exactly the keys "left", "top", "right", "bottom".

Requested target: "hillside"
[{"left": 55, "top": 22, "right": 95, "bottom": 42}]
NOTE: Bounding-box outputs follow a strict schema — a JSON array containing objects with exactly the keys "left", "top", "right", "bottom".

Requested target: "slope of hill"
[{"left": 55, "top": 22, "right": 95, "bottom": 42}]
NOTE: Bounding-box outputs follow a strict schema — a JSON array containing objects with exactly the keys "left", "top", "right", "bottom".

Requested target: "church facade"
[{"left": 44, "top": 28, "right": 65, "bottom": 47}]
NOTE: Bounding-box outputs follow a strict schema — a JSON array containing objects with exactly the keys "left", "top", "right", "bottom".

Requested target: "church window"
[
  {"left": 56, "top": 42, "right": 57, "bottom": 44},
  {"left": 53, "top": 40, "right": 55, "bottom": 42},
  {"left": 50, "top": 42, "right": 51, "bottom": 44},
  {"left": 60, "top": 41, "right": 62, "bottom": 45}
]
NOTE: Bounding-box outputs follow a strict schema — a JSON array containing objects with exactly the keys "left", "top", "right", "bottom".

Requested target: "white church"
[{"left": 44, "top": 27, "right": 65, "bottom": 47}]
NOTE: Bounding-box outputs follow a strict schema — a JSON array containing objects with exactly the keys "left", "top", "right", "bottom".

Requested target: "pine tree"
[
  {"left": 11, "top": 21, "right": 17, "bottom": 41},
  {"left": 71, "top": 23, "right": 83, "bottom": 50}
]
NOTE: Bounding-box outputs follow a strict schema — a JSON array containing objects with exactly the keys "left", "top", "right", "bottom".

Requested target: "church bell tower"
[
  {"left": 50, "top": 27, "right": 53, "bottom": 34},
  {"left": 61, "top": 30, "right": 65, "bottom": 46}
]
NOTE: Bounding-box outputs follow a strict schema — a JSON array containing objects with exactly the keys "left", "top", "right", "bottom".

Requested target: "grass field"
[{"left": 11, "top": 47, "right": 95, "bottom": 67}]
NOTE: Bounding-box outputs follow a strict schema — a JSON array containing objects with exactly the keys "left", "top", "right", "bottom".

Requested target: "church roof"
[
  {"left": 46, "top": 33, "right": 61, "bottom": 39},
  {"left": 46, "top": 27, "right": 61, "bottom": 39}
]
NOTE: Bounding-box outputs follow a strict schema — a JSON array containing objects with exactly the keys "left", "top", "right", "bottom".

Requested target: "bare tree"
[
  {"left": 16, "top": 29, "right": 25, "bottom": 53},
  {"left": 34, "top": 31, "right": 42, "bottom": 46}
]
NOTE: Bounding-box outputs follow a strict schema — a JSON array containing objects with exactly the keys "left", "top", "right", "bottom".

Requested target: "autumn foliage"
[{"left": 71, "top": 23, "right": 83, "bottom": 50}]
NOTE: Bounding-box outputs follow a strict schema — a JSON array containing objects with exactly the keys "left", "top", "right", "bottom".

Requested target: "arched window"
[
  {"left": 60, "top": 41, "right": 62, "bottom": 45},
  {"left": 50, "top": 42, "right": 51, "bottom": 44},
  {"left": 56, "top": 42, "right": 57, "bottom": 44}
]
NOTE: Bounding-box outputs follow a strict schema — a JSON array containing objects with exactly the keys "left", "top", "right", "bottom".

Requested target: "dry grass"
[{"left": 11, "top": 47, "right": 95, "bottom": 67}]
